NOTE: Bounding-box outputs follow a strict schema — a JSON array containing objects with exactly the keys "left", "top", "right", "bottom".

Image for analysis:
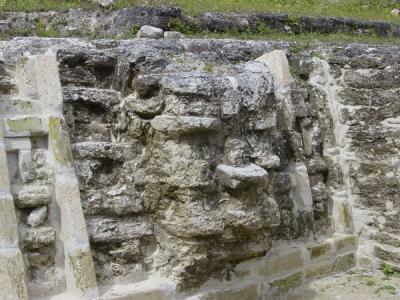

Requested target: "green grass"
[
  {"left": 1, "top": 0, "right": 399, "bottom": 24},
  {"left": 186, "top": 28, "right": 400, "bottom": 46}
]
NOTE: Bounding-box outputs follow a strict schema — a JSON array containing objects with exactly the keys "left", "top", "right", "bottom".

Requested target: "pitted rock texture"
[
  {"left": 51, "top": 38, "right": 325, "bottom": 290},
  {"left": 1, "top": 37, "right": 399, "bottom": 297}
]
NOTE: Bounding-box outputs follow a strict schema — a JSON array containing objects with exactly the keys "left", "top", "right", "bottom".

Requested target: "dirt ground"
[{"left": 288, "top": 268, "right": 400, "bottom": 300}]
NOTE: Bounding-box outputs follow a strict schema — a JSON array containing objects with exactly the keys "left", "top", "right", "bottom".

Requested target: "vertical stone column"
[
  {"left": 257, "top": 50, "right": 314, "bottom": 225},
  {"left": 0, "top": 123, "right": 29, "bottom": 300},
  {"left": 36, "top": 54, "right": 98, "bottom": 299}
]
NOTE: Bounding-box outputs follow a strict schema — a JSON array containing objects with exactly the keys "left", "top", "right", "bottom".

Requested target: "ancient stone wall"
[{"left": 0, "top": 37, "right": 399, "bottom": 299}]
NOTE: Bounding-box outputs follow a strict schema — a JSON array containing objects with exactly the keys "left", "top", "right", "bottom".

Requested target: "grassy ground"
[
  {"left": 188, "top": 30, "right": 400, "bottom": 46},
  {"left": 1, "top": 0, "right": 400, "bottom": 23}
]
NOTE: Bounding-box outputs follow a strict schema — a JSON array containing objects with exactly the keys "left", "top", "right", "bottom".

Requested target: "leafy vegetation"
[
  {"left": 375, "top": 284, "right": 397, "bottom": 295},
  {"left": 1, "top": 0, "right": 399, "bottom": 24}
]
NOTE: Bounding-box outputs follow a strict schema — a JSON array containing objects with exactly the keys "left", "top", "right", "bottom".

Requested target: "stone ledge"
[{"left": 1, "top": 6, "right": 399, "bottom": 39}]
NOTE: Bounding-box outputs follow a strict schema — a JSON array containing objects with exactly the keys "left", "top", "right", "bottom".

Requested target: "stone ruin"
[{"left": 0, "top": 36, "right": 399, "bottom": 299}]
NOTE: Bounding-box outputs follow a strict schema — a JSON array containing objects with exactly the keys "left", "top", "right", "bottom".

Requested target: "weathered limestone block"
[
  {"left": 160, "top": 201, "right": 224, "bottom": 238},
  {"left": 0, "top": 99, "right": 42, "bottom": 115},
  {"left": 190, "top": 283, "right": 258, "bottom": 300},
  {"left": 4, "top": 138, "right": 31, "bottom": 151},
  {"left": 48, "top": 116, "right": 74, "bottom": 166},
  {"left": 307, "top": 241, "right": 331, "bottom": 261},
  {"left": 13, "top": 185, "right": 52, "bottom": 208},
  {"left": 289, "top": 163, "right": 313, "bottom": 212},
  {"left": 72, "top": 141, "right": 132, "bottom": 161},
  {"left": 137, "top": 25, "right": 164, "bottom": 39},
  {"left": 63, "top": 86, "right": 120, "bottom": 109},
  {"left": 126, "top": 95, "right": 164, "bottom": 118},
  {"left": 136, "top": 74, "right": 161, "bottom": 98},
  {"left": 22, "top": 226, "right": 56, "bottom": 249},
  {"left": 305, "top": 259, "right": 332, "bottom": 280},
  {"left": 332, "top": 234, "right": 357, "bottom": 254},
  {"left": 257, "top": 246, "right": 304, "bottom": 277},
  {"left": 268, "top": 271, "right": 304, "bottom": 297},
  {"left": 0, "top": 191, "right": 19, "bottom": 247},
  {"left": 86, "top": 216, "right": 153, "bottom": 243},
  {"left": 151, "top": 116, "right": 221, "bottom": 134},
  {"left": 160, "top": 73, "right": 214, "bottom": 97},
  {"left": 83, "top": 191, "right": 143, "bottom": 216},
  {"left": 98, "top": 279, "right": 175, "bottom": 300},
  {"left": 0, "top": 248, "right": 28, "bottom": 300},
  {"left": 54, "top": 171, "right": 99, "bottom": 298},
  {"left": 216, "top": 164, "right": 268, "bottom": 189},
  {"left": 146, "top": 137, "right": 215, "bottom": 188},
  {"left": 332, "top": 252, "right": 356, "bottom": 273},
  {"left": 256, "top": 50, "right": 292, "bottom": 88},
  {"left": 5, "top": 116, "right": 47, "bottom": 137},
  {"left": 27, "top": 206, "right": 48, "bottom": 227}
]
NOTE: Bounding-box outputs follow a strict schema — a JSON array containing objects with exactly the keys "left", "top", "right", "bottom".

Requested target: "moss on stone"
[
  {"left": 308, "top": 242, "right": 331, "bottom": 260},
  {"left": 48, "top": 116, "right": 73, "bottom": 166},
  {"left": 332, "top": 252, "right": 356, "bottom": 273},
  {"left": 335, "top": 235, "right": 357, "bottom": 252},
  {"left": 6, "top": 116, "right": 44, "bottom": 134},
  {"left": 269, "top": 271, "right": 303, "bottom": 295},
  {"left": 69, "top": 250, "right": 97, "bottom": 291}
]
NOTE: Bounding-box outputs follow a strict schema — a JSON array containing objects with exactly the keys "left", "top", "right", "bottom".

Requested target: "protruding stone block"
[
  {"left": 151, "top": 116, "right": 221, "bottom": 135},
  {"left": 13, "top": 185, "right": 52, "bottom": 208},
  {"left": 305, "top": 260, "right": 332, "bottom": 280},
  {"left": 137, "top": 25, "right": 164, "bottom": 39},
  {"left": 216, "top": 163, "right": 268, "bottom": 189},
  {"left": 333, "top": 234, "right": 357, "bottom": 253},
  {"left": 268, "top": 271, "right": 304, "bottom": 297},
  {"left": 86, "top": 216, "right": 153, "bottom": 243},
  {"left": 22, "top": 226, "right": 55, "bottom": 249},
  {"left": 5, "top": 138, "right": 31, "bottom": 151},
  {"left": 332, "top": 252, "right": 356, "bottom": 273},
  {"left": 256, "top": 50, "right": 292, "bottom": 88},
  {"left": 307, "top": 241, "right": 331, "bottom": 261},
  {"left": 27, "top": 206, "right": 48, "bottom": 227},
  {"left": 5, "top": 116, "right": 46, "bottom": 136}
]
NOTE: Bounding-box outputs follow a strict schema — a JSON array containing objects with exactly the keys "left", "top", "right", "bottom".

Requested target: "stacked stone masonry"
[{"left": 0, "top": 37, "right": 398, "bottom": 299}]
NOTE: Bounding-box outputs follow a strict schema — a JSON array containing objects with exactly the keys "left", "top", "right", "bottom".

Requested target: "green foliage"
[
  {"left": 169, "top": 17, "right": 194, "bottom": 35},
  {"left": 35, "top": 20, "right": 60, "bottom": 37},
  {"left": 375, "top": 284, "right": 396, "bottom": 295},
  {"left": 202, "top": 63, "right": 214, "bottom": 73},
  {"left": 120, "top": 25, "right": 140, "bottom": 39},
  {"left": 364, "top": 278, "right": 376, "bottom": 286}
]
